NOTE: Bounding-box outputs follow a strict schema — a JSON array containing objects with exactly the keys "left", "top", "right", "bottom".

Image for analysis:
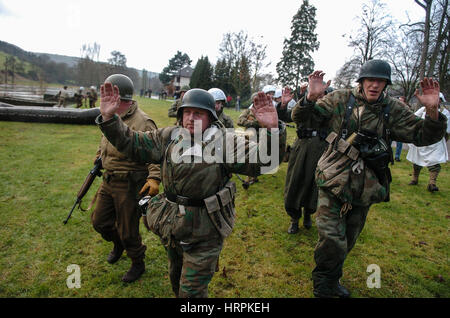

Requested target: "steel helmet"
[
  {"left": 274, "top": 89, "right": 282, "bottom": 99},
  {"left": 263, "top": 85, "right": 277, "bottom": 94},
  {"left": 177, "top": 88, "right": 218, "bottom": 120},
  {"left": 208, "top": 88, "right": 227, "bottom": 101},
  {"left": 104, "top": 74, "right": 134, "bottom": 101},
  {"left": 80, "top": 86, "right": 84, "bottom": 90},
  {"left": 357, "top": 59, "right": 392, "bottom": 85},
  {"left": 181, "top": 85, "right": 191, "bottom": 92}
]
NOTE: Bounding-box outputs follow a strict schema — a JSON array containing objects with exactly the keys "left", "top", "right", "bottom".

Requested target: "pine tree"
[
  {"left": 231, "top": 55, "right": 252, "bottom": 101},
  {"left": 213, "top": 58, "right": 234, "bottom": 96},
  {"left": 189, "top": 56, "right": 213, "bottom": 90},
  {"left": 276, "top": 0, "right": 319, "bottom": 90},
  {"left": 159, "top": 51, "right": 192, "bottom": 85}
]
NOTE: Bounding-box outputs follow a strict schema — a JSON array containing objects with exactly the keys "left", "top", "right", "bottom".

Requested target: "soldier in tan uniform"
[
  {"left": 96, "top": 86, "right": 285, "bottom": 297},
  {"left": 57, "top": 86, "right": 69, "bottom": 107},
  {"left": 91, "top": 74, "right": 161, "bottom": 283}
]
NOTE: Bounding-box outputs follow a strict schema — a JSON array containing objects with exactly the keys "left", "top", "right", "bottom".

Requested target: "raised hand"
[
  {"left": 251, "top": 92, "right": 278, "bottom": 129},
  {"left": 281, "top": 87, "right": 294, "bottom": 108},
  {"left": 414, "top": 78, "right": 440, "bottom": 120},
  {"left": 306, "top": 70, "right": 328, "bottom": 102},
  {"left": 100, "top": 82, "right": 121, "bottom": 120}
]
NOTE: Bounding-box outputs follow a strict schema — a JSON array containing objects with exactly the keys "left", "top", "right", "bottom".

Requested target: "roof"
[{"left": 173, "top": 66, "right": 194, "bottom": 78}]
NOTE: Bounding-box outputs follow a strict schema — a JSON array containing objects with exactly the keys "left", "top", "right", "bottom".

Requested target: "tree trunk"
[{"left": 416, "top": 0, "right": 433, "bottom": 80}]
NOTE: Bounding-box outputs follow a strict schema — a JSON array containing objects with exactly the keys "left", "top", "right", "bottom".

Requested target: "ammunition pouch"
[
  {"left": 204, "top": 181, "right": 237, "bottom": 239},
  {"left": 315, "top": 132, "right": 359, "bottom": 203}
]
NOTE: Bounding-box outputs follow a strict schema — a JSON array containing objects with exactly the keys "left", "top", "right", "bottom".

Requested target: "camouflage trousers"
[
  {"left": 413, "top": 163, "right": 441, "bottom": 173},
  {"left": 312, "top": 189, "right": 370, "bottom": 288},
  {"left": 166, "top": 237, "right": 223, "bottom": 298}
]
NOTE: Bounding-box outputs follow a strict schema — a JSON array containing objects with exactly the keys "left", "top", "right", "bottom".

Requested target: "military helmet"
[
  {"left": 274, "top": 89, "right": 282, "bottom": 99},
  {"left": 263, "top": 85, "right": 276, "bottom": 94},
  {"left": 357, "top": 59, "right": 392, "bottom": 85},
  {"left": 104, "top": 74, "right": 134, "bottom": 101},
  {"left": 208, "top": 88, "right": 227, "bottom": 101},
  {"left": 181, "top": 85, "right": 190, "bottom": 92},
  {"left": 177, "top": 88, "right": 218, "bottom": 120}
]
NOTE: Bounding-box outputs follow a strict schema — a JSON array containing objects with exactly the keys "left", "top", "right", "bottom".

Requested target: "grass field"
[{"left": 0, "top": 96, "right": 448, "bottom": 298}]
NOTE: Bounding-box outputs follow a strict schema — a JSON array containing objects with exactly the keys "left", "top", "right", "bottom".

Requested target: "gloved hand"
[{"left": 139, "top": 178, "right": 160, "bottom": 197}]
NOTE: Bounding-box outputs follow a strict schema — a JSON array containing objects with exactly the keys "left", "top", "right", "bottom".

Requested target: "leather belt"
[{"left": 165, "top": 192, "right": 205, "bottom": 207}]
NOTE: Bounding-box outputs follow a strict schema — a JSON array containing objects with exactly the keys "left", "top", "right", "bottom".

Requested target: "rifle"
[{"left": 63, "top": 157, "right": 103, "bottom": 224}]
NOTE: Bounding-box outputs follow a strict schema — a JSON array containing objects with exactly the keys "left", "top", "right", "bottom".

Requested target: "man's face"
[
  {"left": 215, "top": 100, "right": 224, "bottom": 112},
  {"left": 362, "top": 78, "right": 387, "bottom": 103},
  {"left": 266, "top": 91, "right": 275, "bottom": 99},
  {"left": 182, "top": 107, "right": 211, "bottom": 135}
]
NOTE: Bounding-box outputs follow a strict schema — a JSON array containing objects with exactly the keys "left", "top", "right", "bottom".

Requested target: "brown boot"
[
  {"left": 427, "top": 171, "right": 440, "bottom": 192},
  {"left": 122, "top": 259, "right": 145, "bottom": 283},
  {"left": 107, "top": 242, "right": 124, "bottom": 264},
  {"left": 408, "top": 165, "right": 421, "bottom": 185}
]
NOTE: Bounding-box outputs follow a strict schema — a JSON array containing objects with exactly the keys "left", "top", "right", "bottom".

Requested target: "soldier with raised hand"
[
  {"left": 208, "top": 88, "right": 234, "bottom": 129},
  {"left": 96, "top": 86, "right": 284, "bottom": 298},
  {"left": 297, "top": 60, "right": 447, "bottom": 298},
  {"left": 91, "top": 74, "right": 161, "bottom": 283}
]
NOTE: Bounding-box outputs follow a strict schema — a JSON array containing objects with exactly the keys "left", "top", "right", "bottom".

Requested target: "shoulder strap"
[
  {"left": 340, "top": 93, "right": 356, "bottom": 141},
  {"left": 382, "top": 103, "right": 394, "bottom": 164}
]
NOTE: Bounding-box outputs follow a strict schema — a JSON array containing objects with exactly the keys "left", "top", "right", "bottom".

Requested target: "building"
[{"left": 172, "top": 66, "right": 193, "bottom": 91}]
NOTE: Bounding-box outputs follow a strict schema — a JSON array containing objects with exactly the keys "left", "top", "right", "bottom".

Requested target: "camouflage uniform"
[
  {"left": 74, "top": 90, "right": 84, "bottom": 108},
  {"left": 92, "top": 102, "right": 160, "bottom": 268},
  {"left": 284, "top": 104, "right": 329, "bottom": 223},
  {"left": 96, "top": 115, "right": 285, "bottom": 297},
  {"left": 88, "top": 89, "right": 98, "bottom": 108},
  {"left": 217, "top": 110, "right": 234, "bottom": 129},
  {"left": 297, "top": 86, "right": 447, "bottom": 294},
  {"left": 237, "top": 108, "right": 260, "bottom": 130}
]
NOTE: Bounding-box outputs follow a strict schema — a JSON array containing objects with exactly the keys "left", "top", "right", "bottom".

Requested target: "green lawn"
[{"left": 0, "top": 96, "right": 448, "bottom": 298}]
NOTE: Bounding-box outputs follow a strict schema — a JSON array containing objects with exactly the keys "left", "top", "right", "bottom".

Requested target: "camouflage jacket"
[
  {"left": 96, "top": 102, "right": 160, "bottom": 181},
  {"left": 295, "top": 86, "right": 447, "bottom": 206},
  {"left": 237, "top": 108, "right": 260, "bottom": 129},
  {"left": 218, "top": 110, "right": 234, "bottom": 129},
  {"left": 168, "top": 99, "right": 182, "bottom": 118},
  {"left": 97, "top": 115, "right": 285, "bottom": 245}
]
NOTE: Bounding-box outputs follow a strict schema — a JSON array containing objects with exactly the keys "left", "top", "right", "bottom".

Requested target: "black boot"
[
  {"left": 122, "top": 259, "right": 145, "bottom": 283},
  {"left": 107, "top": 242, "right": 124, "bottom": 264},
  {"left": 303, "top": 211, "right": 312, "bottom": 229},
  {"left": 313, "top": 281, "right": 351, "bottom": 298},
  {"left": 288, "top": 221, "right": 299, "bottom": 234}
]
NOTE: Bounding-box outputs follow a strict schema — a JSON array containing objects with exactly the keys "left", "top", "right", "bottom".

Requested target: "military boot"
[
  {"left": 303, "top": 210, "right": 313, "bottom": 229},
  {"left": 107, "top": 242, "right": 124, "bottom": 264},
  {"left": 122, "top": 259, "right": 145, "bottom": 283},
  {"left": 427, "top": 171, "right": 440, "bottom": 192},
  {"left": 288, "top": 221, "right": 299, "bottom": 234},
  {"left": 313, "top": 281, "right": 351, "bottom": 298},
  {"left": 408, "top": 165, "right": 421, "bottom": 185}
]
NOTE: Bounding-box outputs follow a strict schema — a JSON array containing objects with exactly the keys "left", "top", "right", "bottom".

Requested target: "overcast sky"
[{"left": 0, "top": 0, "right": 425, "bottom": 82}]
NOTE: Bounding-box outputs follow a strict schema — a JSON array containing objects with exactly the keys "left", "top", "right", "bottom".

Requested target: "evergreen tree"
[
  {"left": 276, "top": 0, "right": 319, "bottom": 90},
  {"left": 159, "top": 51, "right": 192, "bottom": 85},
  {"left": 189, "top": 56, "right": 213, "bottom": 89},
  {"left": 213, "top": 58, "right": 234, "bottom": 96},
  {"left": 231, "top": 55, "right": 252, "bottom": 101}
]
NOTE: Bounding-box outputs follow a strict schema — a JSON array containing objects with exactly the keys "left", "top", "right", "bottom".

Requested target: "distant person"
[
  {"left": 57, "top": 86, "right": 69, "bottom": 107},
  {"left": 394, "top": 96, "right": 409, "bottom": 161},
  {"left": 88, "top": 86, "right": 98, "bottom": 108},
  {"left": 74, "top": 87, "right": 85, "bottom": 108},
  {"left": 407, "top": 92, "right": 450, "bottom": 192},
  {"left": 236, "top": 95, "right": 241, "bottom": 111},
  {"left": 168, "top": 85, "right": 190, "bottom": 119}
]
